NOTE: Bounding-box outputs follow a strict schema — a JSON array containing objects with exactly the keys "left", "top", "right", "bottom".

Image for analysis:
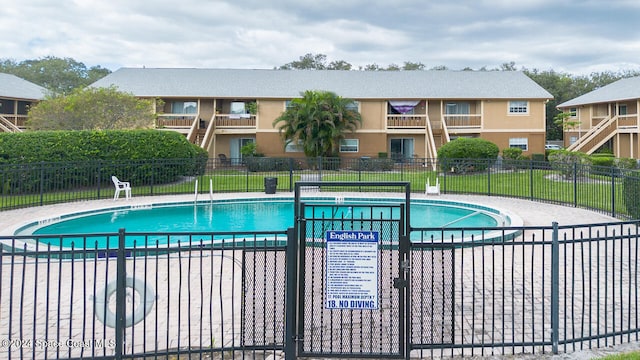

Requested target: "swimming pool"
[{"left": 16, "top": 197, "right": 519, "bottom": 249}]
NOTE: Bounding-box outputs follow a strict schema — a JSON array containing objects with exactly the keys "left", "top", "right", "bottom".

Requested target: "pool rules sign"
[{"left": 325, "top": 230, "right": 379, "bottom": 310}]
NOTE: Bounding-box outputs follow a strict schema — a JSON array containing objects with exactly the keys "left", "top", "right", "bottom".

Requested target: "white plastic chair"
[
  {"left": 426, "top": 178, "right": 440, "bottom": 195},
  {"left": 111, "top": 176, "right": 132, "bottom": 200}
]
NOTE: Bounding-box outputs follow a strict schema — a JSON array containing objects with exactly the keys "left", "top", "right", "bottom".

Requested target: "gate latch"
[
  {"left": 401, "top": 260, "right": 410, "bottom": 272},
  {"left": 393, "top": 277, "right": 407, "bottom": 289}
]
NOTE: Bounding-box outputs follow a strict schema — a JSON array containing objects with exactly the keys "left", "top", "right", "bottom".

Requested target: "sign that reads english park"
[{"left": 325, "top": 230, "right": 379, "bottom": 310}]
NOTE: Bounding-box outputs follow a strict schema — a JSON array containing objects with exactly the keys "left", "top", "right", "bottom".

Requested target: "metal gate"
[{"left": 289, "top": 182, "right": 411, "bottom": 358}]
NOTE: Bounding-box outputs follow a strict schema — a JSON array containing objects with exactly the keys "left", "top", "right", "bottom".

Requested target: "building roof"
[
  {"left": 0, "top": 73, "right": 48, "bottom": 100},
  {"left": 558, "top": 76, "right": 640, "bottom": 108},
  {"left": 91, "top": 68, "right": 553, "bottom": 100}
]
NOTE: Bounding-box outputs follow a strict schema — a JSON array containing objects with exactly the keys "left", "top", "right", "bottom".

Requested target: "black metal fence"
[
  {"left": 1, "top": 157, "right": 639, "bottom": 219},
  {"left": 0, "top": 230, "right": 288, "bottom": 359},
  {"left": 2, "top": 221, "right": 640, "bottom": 358},
  {"left": 409, "top": 221, "right": 640, "bottom": 358}
]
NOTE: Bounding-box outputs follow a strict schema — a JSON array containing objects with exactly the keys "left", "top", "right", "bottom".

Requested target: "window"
[
  {"left": 285, "top": 100, "right": 294, "bottom": 110},
  {"left": 0, "top": 99, "right": 15, "bottom": 114},
  {"left": 285, "top": 139, "right": 304, "bottom": 153},
  {"left": 339, "top": 139, "right": 359, "bottom": 153},
  {"left": 508, "top": 101, "right": 528, "bottom": 114},
  {"left": 345, "top": 101, "right": 359, "bottom": 112},
  {"left": 230, "top": 102, "right": 246, "bottom": 114},
  {"left": 509, "top": 137, "right": 528, "bottom": 150},
  {"left": 569, "top": 136, "right": 578, "bottom": 145},
  {"left": 171, "top": 101, "right": 197, "bottom": 114},
  {"left": 619, "top": 105, "right": 628, "bottom": 116},
  {"left": 445, "top": 102, "right": 470, "bottom": 115},
  {"left": 17, "top": 101, "right": 30, "bottom": 115},
  {"left": 569, "top": 107, "right": 578, "bottom": 118}
]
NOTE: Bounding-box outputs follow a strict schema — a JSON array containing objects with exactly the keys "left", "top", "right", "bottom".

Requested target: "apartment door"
[
  {"left": 390, "top": 138, "right": 414, "bottom": 162},
  {"left": 230, "top": 138, "right": 255, "bottom": 165}
]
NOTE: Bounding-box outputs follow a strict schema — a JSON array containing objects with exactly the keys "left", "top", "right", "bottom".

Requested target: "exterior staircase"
[
  {"left": 566, "top": 116, "right": 618, "bottom": 154},
  {"left": 0, "top": 115, "right": 23, "bottom": 133}
]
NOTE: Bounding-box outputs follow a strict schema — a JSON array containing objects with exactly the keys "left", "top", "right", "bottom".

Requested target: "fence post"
[
  {"left": 487, "top": 160, "right": 491, "bottom": 196},
  {"left": 114, "top": 228, "right": 127, "bottom": 360},
  {"left": 611, "top": 165, "right": 616, "bottom": 218},
  {"left": 289, "top": 158, "right": 294, "bottom": 192},
  {"left": 573, "top": 163, "right": 578, "bottom": 208},
  {"left": 530, "top": 160, "right": 534, "bottom": 201},
  {"left": 97, "top": 160, "right": 102, "bottom": 199},
  {"left": 39, "top": 161, "right": 45, "bottom": 206},
  {"left": 284, "top": 227, "right": 298, "bottom": 360},
  {"left": 551, "top": 221, "right": 559, "bottom": 354}
]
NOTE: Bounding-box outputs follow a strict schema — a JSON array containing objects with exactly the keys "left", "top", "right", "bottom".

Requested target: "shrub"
[
  {"left": 245, "top": 157, "right": 301, "bottom": 172},
  {"left": 352, "top": 157, "right": 394, "bottom": 171},
  {"left": 438, "top": 138, "right": 499, "bottom": 173},
  {"left": 0, "top": 130, "right": 208, "bottom": 193},
  {"left": 548, "top": 150, "right": 591, "bottom": 179},
  {"left": 531, "top": 153, "right": 545, "bottom": 162},
  {"left": 590, "top": 154, "right": 615, "bottom": 168},
  {"left": 502, "top": 147, "right": 523, "bottom": 160},
  {"left": 501, "top": 147, "right": 529, "bottom": 171}
]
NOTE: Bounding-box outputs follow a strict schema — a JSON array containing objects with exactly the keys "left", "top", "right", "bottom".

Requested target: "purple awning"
[{"left": 389, "top": 100, "right": 420, "bottom": 114}]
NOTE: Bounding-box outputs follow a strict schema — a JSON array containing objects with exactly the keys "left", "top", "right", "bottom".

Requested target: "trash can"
[{"left": 264, "top": 177, "right": 278, "bottom": 194}]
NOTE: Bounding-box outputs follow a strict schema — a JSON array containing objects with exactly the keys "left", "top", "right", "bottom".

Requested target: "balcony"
[
  {"left": 215, "top": 114, "right": 256, "bottom": 128},
  {"left": 444, "top": 114, "right": 482, "bottom": 129},
  {"left": 617, "top": 114, "right": 639, "bottom": 129},
  {"left": 0, "top": 114, "right": 27, "bottom": 129},
  {"left": 386, "top": 115, "right": 426, "bottom": 128},
  {"left": 157, "top": 115, "right": 196, "bottom": 128}
]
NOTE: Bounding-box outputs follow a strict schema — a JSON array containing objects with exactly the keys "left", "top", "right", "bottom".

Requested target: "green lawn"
[{"left": 0, "top": 168, "right": 632, "bottom": 218}]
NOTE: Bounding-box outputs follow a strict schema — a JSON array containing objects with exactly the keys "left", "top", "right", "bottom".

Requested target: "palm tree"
[{"left": 274, "top": 90, "right": 362, "bottom": 157}]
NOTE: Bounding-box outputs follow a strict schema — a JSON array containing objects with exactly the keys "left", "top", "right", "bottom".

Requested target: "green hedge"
[
  {"left": 438, "top": 138, "right": 499, "bottom": 172},
  {"left": 0, "top": 130, "right": 208, "bottom": 193}
]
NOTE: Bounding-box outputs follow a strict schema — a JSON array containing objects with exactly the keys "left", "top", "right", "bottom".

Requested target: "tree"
[
  {"left": 327, "top": 60, "right": 353, "bottom": 70},
  {"left": 273, "top": 90, "right": 362, "bottom": 157},
  {"left": 279, "top": 53, "right": 328, "bottom": 70},
  {"left": 0, "top": 56, "right": 111, "bottom": 94},
  {"left": 27, "top": 86, "right": 157, "bottom": 130},
  {"left": 402, "top": 61, "right": 425, "bottom": 70}
]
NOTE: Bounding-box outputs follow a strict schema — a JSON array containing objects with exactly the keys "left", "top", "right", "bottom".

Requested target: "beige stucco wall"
[
  {"left": 359, "top": 100, "right": 386, "bottom": 130},
  {"left": 481, "top": 131, "right": 546, "bottom": 155},
  {"left": 169, "top": 95, "right": 550, "bottom": 160},
  {"left": 483, "top": 100, "right": 546, "bottom": 131},
  {"left": 199, "top": 99, "right": 215, "bottom": 121},
  {"left": 256, "top": 100, "right": 286, "bottom": 130}
]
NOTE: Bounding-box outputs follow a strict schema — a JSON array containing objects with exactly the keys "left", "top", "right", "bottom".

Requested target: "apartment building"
[
  {"left": 557, "top": 76, "right": 640, "bottom": 158},
  {"left": 0, "top": 73, "right": 47, "bottom": 132},
  {"left": 92, "top": 68, "right": 552, "bottom": 161}
]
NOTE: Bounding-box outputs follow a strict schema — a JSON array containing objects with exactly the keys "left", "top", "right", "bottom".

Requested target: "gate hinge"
[{"left": 393, "top": 277, "right": 407, "bottom": 289}]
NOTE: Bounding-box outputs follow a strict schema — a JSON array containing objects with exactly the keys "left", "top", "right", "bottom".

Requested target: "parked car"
[{"left": 545, "top": 144, "right": 562, "bottom": 150}]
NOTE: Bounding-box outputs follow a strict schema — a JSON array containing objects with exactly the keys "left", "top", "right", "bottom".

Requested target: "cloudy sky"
[{"left": 2, "top": 0, "right": 639, "bottom": 75}]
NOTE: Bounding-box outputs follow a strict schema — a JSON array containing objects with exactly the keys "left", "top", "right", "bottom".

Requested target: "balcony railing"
[
  {"left": 157, "top": 115, "right": 196, "bottom": 128},
  {"left": 386, "top": 115, "right": 426, "bottom": 128},
  {"left": 617, "top": 114, "right": 639, "bottom": 128},
  {"left": 215, "top": 114, "right": 256, "bottom": 127},
  {"left": 444, "top": 114, "right": 482, "bottom": 128},
  {"left": 0, "top": 114, "right": 27, "bottom": 129}
]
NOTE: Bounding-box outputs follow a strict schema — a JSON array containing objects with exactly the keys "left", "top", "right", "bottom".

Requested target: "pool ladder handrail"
[{"left": 194, "top": 179, "right": 214, "bottom": 202}]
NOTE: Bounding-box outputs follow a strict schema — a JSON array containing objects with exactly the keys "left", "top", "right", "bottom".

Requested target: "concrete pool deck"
[{"left": 1, "top": 193, "right": 636, "bottom": 359}]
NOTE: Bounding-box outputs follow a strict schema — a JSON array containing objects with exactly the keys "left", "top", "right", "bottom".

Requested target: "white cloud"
[{"left": 0, "top": 0, "right": 639, "bottom": 75}]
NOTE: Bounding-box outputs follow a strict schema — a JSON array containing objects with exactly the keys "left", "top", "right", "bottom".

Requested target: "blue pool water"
[{"left": 19, "top": 198, "right": 511, "bottom": 249}]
